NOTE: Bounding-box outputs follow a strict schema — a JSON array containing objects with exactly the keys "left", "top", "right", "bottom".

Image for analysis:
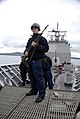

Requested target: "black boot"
[
  {"left": 0, "top": 85, "right": 2, "bottom": 90},
  {"left": 26, "top": 90, "right": 38, "bottom": 96},
  {"left": 35, "top": 96, "right": 44, "bottom": 103}
]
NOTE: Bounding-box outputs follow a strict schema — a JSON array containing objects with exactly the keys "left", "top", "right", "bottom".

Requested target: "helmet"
[{"left": 31, "top": 23, "right": 40, "bottom": 31}]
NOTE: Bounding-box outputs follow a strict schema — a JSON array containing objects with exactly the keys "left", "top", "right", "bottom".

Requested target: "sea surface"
[
  {"left": 0, "top": 55, "right": 80, "bottom": 66},
  {"left": 0, "top": 55, "right": 21, "bottom": 66},
  {"left": 71, "top": 59, "right": 80, "bottom": 67}
]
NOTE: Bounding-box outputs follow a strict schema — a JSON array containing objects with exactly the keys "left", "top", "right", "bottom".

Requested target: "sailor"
[
  {"left": 24, "top": 23, "right": 49, "bottom": 103},
  {"left": 43, "top": 54, "right": 53, "bottom": 89},
  {"left": 19, "top": 56, "right": 29, "bottom": 86}
]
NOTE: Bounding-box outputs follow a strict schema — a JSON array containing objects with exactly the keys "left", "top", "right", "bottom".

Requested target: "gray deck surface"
[{"left": 0, "top": 86, "right": 80, "bottom": 119}]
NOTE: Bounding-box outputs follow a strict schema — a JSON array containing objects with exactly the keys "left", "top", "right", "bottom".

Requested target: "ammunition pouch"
[{"left": 42, "top": 56, "right": 52, "bottom": 70}]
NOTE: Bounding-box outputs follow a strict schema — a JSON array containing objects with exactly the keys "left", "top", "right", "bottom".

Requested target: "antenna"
[
  {"left": 57, "top": 22, "right": 59, "bottom": 31},
  {"left": 48, "top": 23, "right": 67, "bottom": 41}
]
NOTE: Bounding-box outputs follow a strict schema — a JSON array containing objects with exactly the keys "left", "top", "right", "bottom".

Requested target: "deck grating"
[
  {"left": 46, "top": 90, "right": 80, "bottom": 119},
  {"left": 0, "top": 86, "right": 80, "bottom": 119}
]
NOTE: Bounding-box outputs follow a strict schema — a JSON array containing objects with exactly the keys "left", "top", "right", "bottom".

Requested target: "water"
[
  {"left": 0, "top": 55, "right": 80, "bottom": 66},
  {"left": 71, "top": 59, "right": 80, "bottom": 67},
  {"left": 0, "top": 55, "right": 21, "bottom": 65}
]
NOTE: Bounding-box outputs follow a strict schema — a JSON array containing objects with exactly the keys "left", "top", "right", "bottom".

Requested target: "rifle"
[{"left": 21, "top": 24, "right": 49, "bottom": 63}]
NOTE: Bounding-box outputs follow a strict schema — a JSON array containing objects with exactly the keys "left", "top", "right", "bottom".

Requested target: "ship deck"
[{"left": 0, "top": 86, "right": 80, "bottom": 119}]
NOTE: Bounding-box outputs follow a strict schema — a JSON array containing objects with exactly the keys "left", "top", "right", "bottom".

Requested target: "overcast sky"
[{"left": 0, "top": 0, "right": 80, "bottom": 53}]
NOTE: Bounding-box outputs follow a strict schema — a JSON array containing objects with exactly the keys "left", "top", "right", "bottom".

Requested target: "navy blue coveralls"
[{"left": 24, "top": 33, "right": 49, "bottom": 98}]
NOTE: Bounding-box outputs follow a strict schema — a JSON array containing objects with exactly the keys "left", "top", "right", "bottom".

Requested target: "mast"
[{"left": 48, "top": 22, "right": 67, "bottom": 41}]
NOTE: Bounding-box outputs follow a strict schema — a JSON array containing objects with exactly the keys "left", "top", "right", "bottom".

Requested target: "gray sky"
[{"left": 0, "top": 0, "right": 80, "bottom": 54}]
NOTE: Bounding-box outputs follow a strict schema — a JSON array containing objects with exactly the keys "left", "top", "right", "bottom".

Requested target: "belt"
[{"left": 32, "top": 59, "right": 43, "bottom": 62}]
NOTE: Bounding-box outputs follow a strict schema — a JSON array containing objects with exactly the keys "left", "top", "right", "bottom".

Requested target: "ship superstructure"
[{"left": 47, "top": 23, "right": 71, "bottom": 64}]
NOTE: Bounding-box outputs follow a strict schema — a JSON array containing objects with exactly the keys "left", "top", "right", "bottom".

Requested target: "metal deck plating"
[{"left": 0, "top": 86, "right": 80, "bottom": 119}]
